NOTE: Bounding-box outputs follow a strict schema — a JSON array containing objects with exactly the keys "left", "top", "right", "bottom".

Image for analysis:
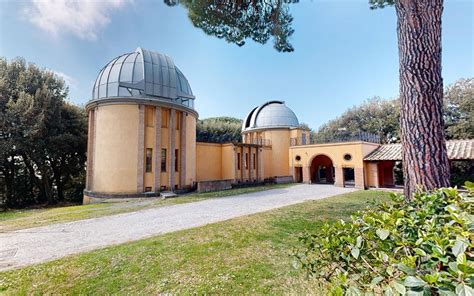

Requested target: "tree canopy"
[
  {"left": 0, "top": 57, "right": 87, "bottom": 208},
  {"left": 196, "top": 116, "right": 243, "bottom": 143},
  {"left": 165, "top": 0, "right": 297, "bottom": 52}
]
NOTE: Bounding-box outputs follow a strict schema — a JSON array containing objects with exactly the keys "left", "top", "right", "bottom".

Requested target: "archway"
[{"left": 310, "top": 155, "right": 334, "bottom": 184}]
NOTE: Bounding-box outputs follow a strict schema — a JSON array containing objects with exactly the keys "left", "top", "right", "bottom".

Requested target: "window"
[
  {"left": 176, "top": 112, "right": 180, "bottom": 130},
  {"left": 145, "top": 148, "right": 152, "bottom": 172},
  {"left": 245, "top": 153, "right": 249, "bottom": 169},
  {"left": 302, "top": 133, "right": 307, "bottom": 145},
  {"left": 253, "top": 153, "right": 256, "bottom": 169},
  {"left": 295, "top": 155, "right": 301, "bottom": 161},
  {"left": 161, "top": 149, "right": 167, "bottom": 172},
  {"left": 175, "top": 149, "right": 179, "bottom": 172},
  {"left": 343, "top": 154, "right": 352, "bottom": 161},
  {"left": 145, "top": 106, "right": 154, "bottom": 127},
  {"left": 237, "top": 153, "right": 241, "bottom": 170},
  {"left": 161, "top": 109, "right": 168, "bottom": 128},
  {"left": 145, "top": 186, "right": 152, "bottom": 192}
]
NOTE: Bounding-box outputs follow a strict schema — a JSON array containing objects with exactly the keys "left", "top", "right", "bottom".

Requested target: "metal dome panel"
[
  {"left": 91, "top": 47, "right": 195, "bottom": 109},
  {"left": 242, "top": 101, "right": 299, "bottom": 131}
]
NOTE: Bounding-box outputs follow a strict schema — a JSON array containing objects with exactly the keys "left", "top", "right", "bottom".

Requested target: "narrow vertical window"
[
  {"left": 161, "top": 109, "right": 168, "bottom": 128},
  {"left": 161, "top": 148, "right": 167, "bottom": 172},
  {"left": 176, "top": 112, "right": 180, "bottom": 130},
  {"left": 145, "top": 148, "right": 152, "bottom": 172},
  {"left": 245, "top": 153, "right": 249, "bottom": 169},
  {"left": 175, "top": 149, "right": 179, "bottom": 172},
  {"left": 145, "top": 106, "right": 154, "bottom": 127},
  {"left": 253, "top": 153, "right": 256, "bottom": 169},
  {"left": 237, "top": 153, "right": 241, "bottom": 170}
]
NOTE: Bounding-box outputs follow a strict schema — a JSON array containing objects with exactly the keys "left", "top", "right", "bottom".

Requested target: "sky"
[{"left": 0, "top": 0, "right": 472, "bottom": 130}]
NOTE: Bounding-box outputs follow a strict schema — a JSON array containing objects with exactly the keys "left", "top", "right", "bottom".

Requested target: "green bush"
[{"left": 293, "top": 183, "right": 474, "bottom": 295}]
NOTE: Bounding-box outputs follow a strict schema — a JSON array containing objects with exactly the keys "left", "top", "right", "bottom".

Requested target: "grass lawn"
[
  {"left": 0, "top": 183, "right": 293, "bottom": 232},
  {"left": 0, "top": 190, "right": 391, "bottom": 295}
]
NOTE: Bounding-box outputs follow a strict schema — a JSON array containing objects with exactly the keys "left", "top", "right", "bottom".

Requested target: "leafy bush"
[{"left": 293, "top": 184, "right": 474, "bottom": 295}]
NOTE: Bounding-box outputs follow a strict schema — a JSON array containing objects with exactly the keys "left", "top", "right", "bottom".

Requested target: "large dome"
[
  {"left": 90, "top": 47, "right": 195, "bottom": 109},
  {"left": 242, "top": 101, "right": 299, "bottom": 131}
]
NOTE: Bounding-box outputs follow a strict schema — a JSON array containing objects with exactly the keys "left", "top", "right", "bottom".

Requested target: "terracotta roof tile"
[{"left": 364, "top": 139, "right": 474, "bottom": 161}]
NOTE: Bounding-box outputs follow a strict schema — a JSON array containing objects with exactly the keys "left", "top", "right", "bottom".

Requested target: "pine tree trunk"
[{"left": 395, "top": 0, "right": 450, "bottom": 198}]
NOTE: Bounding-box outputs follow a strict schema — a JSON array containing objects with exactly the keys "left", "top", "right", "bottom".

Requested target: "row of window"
[
  {"left": 237, "top": 152, "right": 257, "bottom": 170},
  {"left": 144, "top": 106, "right": 182, "bottom": 129},
  {"left": 145, "top": 148, "right": 179, "bottom": 173}
]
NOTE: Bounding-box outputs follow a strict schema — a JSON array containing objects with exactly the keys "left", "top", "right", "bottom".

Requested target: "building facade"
[{"left": 84, "top": 48, "right": 474, "bottom": 203}]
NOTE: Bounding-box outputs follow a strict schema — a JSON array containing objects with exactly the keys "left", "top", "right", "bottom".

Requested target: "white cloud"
[
  {"left": 23, "top": 0, "right": 132, "bottom": 40},
  {"left": 52, "top": 70, "right": 78, "bottom": 89}
]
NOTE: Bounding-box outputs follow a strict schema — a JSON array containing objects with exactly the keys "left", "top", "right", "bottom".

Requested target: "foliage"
[
  {"left": 444, "top": 78, "right": 474, "bottom": 140},
  {"left": 0, "top": 57, "right": 87, "bottom": 208},
  {"left": 196, "top": 116, "right": 242, "bottom": 143},
  {"left": 316, "top": 97, "right": 401, "bottom": 144},
  {"left": 293, "top": 186, "right": 474, "bottom": 294},
  {"left": 165, "top": 0, "right": 297, "bottom": 52}
]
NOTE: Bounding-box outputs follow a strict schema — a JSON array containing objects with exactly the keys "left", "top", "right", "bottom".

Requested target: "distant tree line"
[
  {"left": 196, "top": 117, "right": 242, "bottom": 143},
  {"left": 314, "top": 78, "right": 473, "bottom": 145},
  {"left": 0, "top": 58, "right": 87, "bottom": 208}
]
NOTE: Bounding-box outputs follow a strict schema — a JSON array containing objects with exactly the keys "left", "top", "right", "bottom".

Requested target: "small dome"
[
  {"left": 242, "top": 101, "right": 299, "bottom": 131},
  {"left": 91, "top": 47, "right": 195, "bottom": 109}
]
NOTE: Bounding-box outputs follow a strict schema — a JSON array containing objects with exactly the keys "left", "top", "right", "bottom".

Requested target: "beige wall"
[
  {"left": 196, "top": 142, "right": 223, "bottom": 181},
  {"left": 88, "top": 103, "right": 197, "bottom": 196},
  {"left": 185, "top": 114, "right": 197, "bottom": 186},
  {"left": 221, "top": 144, "right": 236, "bottom": 180},
  {"left": 92, "top": 104, "right": 139, "bottom": 193},
  {"left": 289, "top": 142, "right": 379, "bottom": 188}
]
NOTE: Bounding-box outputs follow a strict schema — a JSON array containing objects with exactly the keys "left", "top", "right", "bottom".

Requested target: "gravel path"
[{"left": 0, "top": 184, "right": 355, "bottom": 271}]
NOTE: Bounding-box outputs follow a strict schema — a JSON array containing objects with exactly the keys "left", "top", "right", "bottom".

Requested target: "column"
[
  {"left": 303, "top": 166, "right": 311, "bottom": 183},
  {"left": 334, "top": 166, "right": 344, "bottom": 187},
  {"left": 179, "top": 112, "right": 187, "bottom": 189},
  {"left": 355, "top": 167, "right": 365, "bottom": 189},
  {"left": 248, "top": 146, "right": 253, "bottom": 181},
  {"left": 169, "top": 109, "right": 176, "bottom": 190},
  {"left": 137, "top": 104, "right": 145, "bottom": 192},
  {"left": 86, "top": 108, "right": 96, "bottom": 191},
  {"left": 234, "top": 146, "right": 239, "bottom": 183},
  {"left": 240, "top": 146, "right": 245, "bottom": 182},
  {"left": 154, "top": 106, "right": 162, "bottom": 192}
]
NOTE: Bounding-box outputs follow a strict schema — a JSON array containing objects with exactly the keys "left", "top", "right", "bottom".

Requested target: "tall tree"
[
  {"left": 168, "top": 0, "right": 452, "bottom": 197},
  {"left": 0, "top": 57, "right": 87, "bottom": 208}
]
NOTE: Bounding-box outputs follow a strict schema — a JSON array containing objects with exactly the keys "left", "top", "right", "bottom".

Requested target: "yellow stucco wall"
[
  {"left": 185, "top": 114, "right": 197, "bottom": 186},
  {"left": 262, "top": 147, "right": 273, "bottom": 178},
  {"left": 289, "top": 141, "right": 379, "bottom": 187},
  {"left": 221, "top": 144, "right": 235, "bottom": 180},
  {"left": 92, "top": 104, "right": 139, "bottom": 193},
  {"left": 196, "top": 142, "right": 223, "bottom": 181}
]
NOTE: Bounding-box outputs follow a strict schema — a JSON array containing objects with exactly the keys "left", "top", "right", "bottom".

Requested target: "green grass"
[
  {"left": 0, "top": 190, "right": 391, "bottom": 295},
  {"left": 0, "top": 184, "right": 293, "bottom": 232}
]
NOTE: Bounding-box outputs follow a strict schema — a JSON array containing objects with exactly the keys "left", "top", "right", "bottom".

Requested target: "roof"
[
  {"left": 364, "top": 139, "right": 474, "bottom": 161},
  {"left": 242, "top": 101, "right": 299, "bottom": 132},
  {"left": 90, "top": 47, "right": 194, "bottom": 109}
]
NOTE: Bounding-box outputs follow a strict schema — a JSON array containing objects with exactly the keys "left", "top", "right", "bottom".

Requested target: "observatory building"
[{"left": 83, "top": 48, "right": 473, "bottom": 202}]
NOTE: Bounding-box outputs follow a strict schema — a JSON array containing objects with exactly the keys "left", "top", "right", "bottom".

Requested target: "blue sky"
[{"left": 1, "top": 0, "right": 472, "bottom": 129}]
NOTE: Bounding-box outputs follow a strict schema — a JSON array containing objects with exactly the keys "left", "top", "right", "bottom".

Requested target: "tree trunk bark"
[{"left": 395, "top": 0, "right": 450, "bottom": 198}]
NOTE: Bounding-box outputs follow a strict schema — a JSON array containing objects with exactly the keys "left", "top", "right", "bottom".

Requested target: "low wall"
[
  {"left": 197, "top": 179, "right": 233, "bottom": 193},
  {"left": 274, "top": 176, "right": 294, "bottom": 184}
]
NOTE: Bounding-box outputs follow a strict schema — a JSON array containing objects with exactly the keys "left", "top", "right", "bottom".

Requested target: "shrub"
[{"left": 293, "top": 183, "right": 474, "bottom": 295}]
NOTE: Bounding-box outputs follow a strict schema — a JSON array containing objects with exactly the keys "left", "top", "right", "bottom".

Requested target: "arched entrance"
[{"left": 310, "top": 155, "right": 334, "bottom": 184}]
